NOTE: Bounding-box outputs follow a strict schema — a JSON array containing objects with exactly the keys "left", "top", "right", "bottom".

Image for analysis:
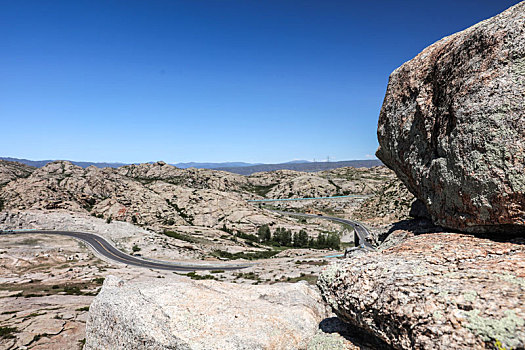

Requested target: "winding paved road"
[
  {"left": 1, "top": 211, "right": 372, "bottom": 271},
  {"left": 1, "top": 230, "right": 250, "bottom": 272},
  {"left": 271, "top": 210, "right": 375, "bottom": 249}
]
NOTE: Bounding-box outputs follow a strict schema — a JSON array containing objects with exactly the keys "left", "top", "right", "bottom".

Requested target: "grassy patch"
[
  {"left": 76, "top": 306, "right": 90, "bottom": 312},
  {"left": 162, "top": 231, "right": 199, "bottom": 244},
  {"left": 285, "top": 273, "right": 318, "bottom": 285},
  {"left": 0, "top": 282, "right": 98, "bottom": 297}
]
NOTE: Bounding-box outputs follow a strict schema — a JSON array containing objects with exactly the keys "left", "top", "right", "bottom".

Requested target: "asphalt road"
[
  {"left": 271, "top": 211, "right": 375, "bottom": 249},
  {"left": 1, "top": 230, "right": 250, "bottom": 272}
]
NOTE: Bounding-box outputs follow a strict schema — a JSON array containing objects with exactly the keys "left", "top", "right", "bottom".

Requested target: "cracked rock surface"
[
  {"left": 318, "top": 232, "right": 525, "bottom": 349},
  {"left": 85, "top": 276, "right": 330, "bottom": 350},
  {"left": 376, "top": 1, "right": 525, "bottom": 233}
]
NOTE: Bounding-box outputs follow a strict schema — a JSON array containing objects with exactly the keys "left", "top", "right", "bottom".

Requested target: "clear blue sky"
[{"left": 1, "top": 0, "right": 520, "bottom": 164}]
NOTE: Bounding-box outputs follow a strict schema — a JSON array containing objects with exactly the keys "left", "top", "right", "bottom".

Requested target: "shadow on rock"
[{"left": 318, "top": 317, "right": 393, "bottom": 350}]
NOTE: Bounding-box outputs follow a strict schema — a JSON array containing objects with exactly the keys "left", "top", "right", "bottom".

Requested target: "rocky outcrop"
[
  {"left": 0, "top": 160, "right": 34, "bottom": 187},
  {"left": 0, "top": 161, "right": 303, "bottom": 233},
  {"left": 85, "top": 276, "right": 329, "bottom": 350},
  {"left": 376, "top": 2, "right": 525, "bottom": 233},
  {"left": 318, "top": 232, "right": 525, "bottom": 349},
  {"left": 353, "top": 178, "right": 415, "bottom": 225}
]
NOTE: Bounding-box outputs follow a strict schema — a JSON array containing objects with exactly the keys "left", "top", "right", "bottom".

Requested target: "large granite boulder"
[
  {"left": 376, "top": 2, "right": 525, "bottom": 233},
  {"left": 318, "top": 232, "right": 525, "bottom": 349},
  {"left": 85, "top": 276, "right": 330, "bottom": 350}
]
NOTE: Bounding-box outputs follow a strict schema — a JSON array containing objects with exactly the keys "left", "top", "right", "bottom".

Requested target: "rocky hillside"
[
  {"left": 0, "top": 161, "right": 307, "bottom": 236},
  {"left": 256, "top": 166, "right": 393, "bottom": 199},
  {"left": 0, "top": 159, "right": 411, "bottom": 263},
  {"left": 0, "top": 160, "right": 403, "bottom": 228},
  {"left": 0, "top": 160, "right": 34, "bottom": 187},
  {"left": 352, "top": 177, "right": 415, "bottom": 225}
]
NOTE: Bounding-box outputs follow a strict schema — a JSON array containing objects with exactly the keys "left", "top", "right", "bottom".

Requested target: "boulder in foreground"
[
  {"left": 318, "top": 232, "right": 525, "bottom": 349},
  {"left": 376, "top": 1, "right": 525, "bottom": 233},
  {"left": 85, "top": 276, "right": 329, "bottom": 350}
]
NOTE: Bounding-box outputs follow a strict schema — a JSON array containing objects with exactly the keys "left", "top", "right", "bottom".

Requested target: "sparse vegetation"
[
  {"left": 93, "top": 277, "right": 105, "bottom": 285},
  {"left": 243, "top": 184, "right": 275, "bottom": 197},
  {"left": 64, "top": 285, "right": 83, "bottom": 295},
  {"left": 0, "top": 326, "right": 19, "bottom": 339},
  {"left": 211, "top": 249, "right": 280, "bottom": 260},
  {"left": 235, "top": 272, "right": 260, "bottom": 281},
  {"left": 162, "top": 230, "right": 199, "bottom": 244},
  {"left": 235, "top": 231, "right": 259, "bottom": 242},
  {"left": 132, "top": 244, "right": 141, "bottom": 252},
  {"left": 1, "top": 310, "right": 19, "bottom": 315},
  {"left": 185, "top": 272, "right": 217, "bottom": 280},
  {"left": 76, "top": 306, "right": 90, "bottom": 312},
  {"left": 220, "top": 224, "right": 235, "bottom": 235},
  {"left": 166, "top": 199, "right": 194, "bottom": 224}
]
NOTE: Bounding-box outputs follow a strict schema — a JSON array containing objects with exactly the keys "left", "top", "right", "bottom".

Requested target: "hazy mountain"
[
  {"left": 215, "top": 160, "right": 383, "bottom": 175},
  {"left": 173, "top": 162, "right": 261, "bottom": 169},
  {"left": 1, "top": 157, "right": 381, "bottom": 174},
  {"left": 283, "top": 160, "right": 312, "bottom": 164},
  {"left": 0, "top": 157, "right": 127, "bottom": 169}
]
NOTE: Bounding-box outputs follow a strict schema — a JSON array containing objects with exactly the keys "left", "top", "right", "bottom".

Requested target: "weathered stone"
[
  {"left": 0, "top": 160, "right": 34, "bottom": 187},
  {"left": 85, "top": 276, "right": 329, "bottom": 350},
  {"left": 318, "top": 232, "right": 525, "bottom": 349},
  {"left": 376, "top": 2, "right": 525, "bottom": 233}
]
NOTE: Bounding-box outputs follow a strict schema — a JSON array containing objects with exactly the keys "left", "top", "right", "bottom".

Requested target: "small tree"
[
  {"left": 257, "top": 224, "right": 271, "bottom": 242},
  {"left": 296, "top": 230, "right": 309, "bottom": 248},
  {"left": 279, "top": 229, "right": 292, "bottom": 246}
]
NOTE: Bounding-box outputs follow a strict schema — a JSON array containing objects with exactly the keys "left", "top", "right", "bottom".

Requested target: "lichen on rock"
[{"left": 376, "top": 1, "right": 525, "bottom": 234}]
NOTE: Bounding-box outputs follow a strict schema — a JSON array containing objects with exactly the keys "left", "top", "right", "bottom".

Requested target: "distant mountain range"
[
  {"left": 0, "top": 157, "right": 382, "bottom": 174},
  {"left": 173, "top": 161, "right": 262, "bottom": 169},
  {"left": 215, "top": 160, "right": 382, "bottom": 175},
  {"left": 0, "top": 157, "right": 127, "bottom": 169}
]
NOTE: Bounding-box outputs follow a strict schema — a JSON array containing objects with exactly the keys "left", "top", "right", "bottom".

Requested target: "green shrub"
[
  {"left": 162, "top": 231, "right": 198, "bottom": 244},
  {"left": 235, "top": 232, "right": 259, "bottom": 242},
  {"left": 0, "top": 326, "right": 18, "bottom": 339},
  {"left": 185, "top": 272, "right": 216, "bottom": 280},
  {"left": 92, "top": 277, "right": 105, "bottom": 285},
  {"left": 63, "top": 285, "right": 82, "bottom": 295}
]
